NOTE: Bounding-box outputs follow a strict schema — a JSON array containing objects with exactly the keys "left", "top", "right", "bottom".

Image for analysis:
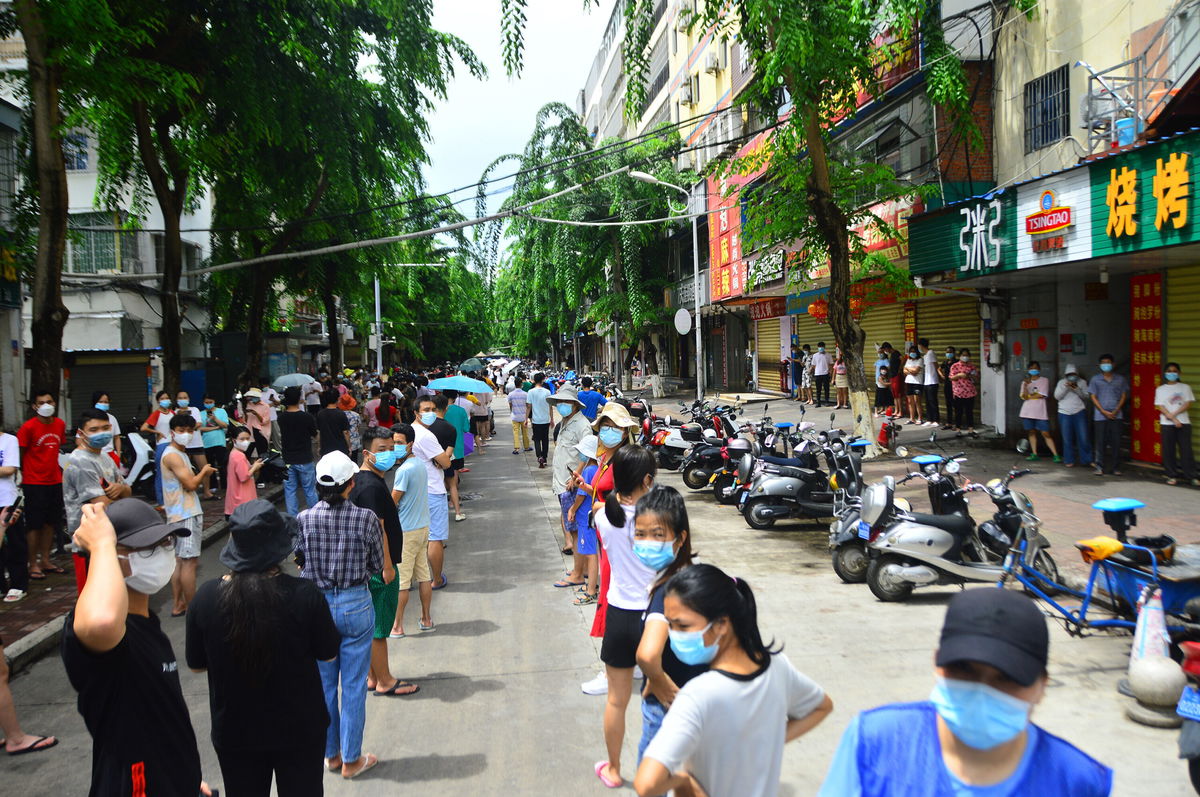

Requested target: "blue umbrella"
[{"left": 427, "top": 375, "right": 492, "bottom": 393}]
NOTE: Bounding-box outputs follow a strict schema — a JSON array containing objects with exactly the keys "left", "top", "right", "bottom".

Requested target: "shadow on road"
[
  {"left": 368, "top": 752, "right": 488, "bottom": 783},
  {"left": 443, "top": 579, "right": 517, "bottom": 594},
  {"left": 407, "top": 619, "right": 501, "bottom": 638},
  {"left": 403, "top": 671, "right": 506, "bottom": 703}
]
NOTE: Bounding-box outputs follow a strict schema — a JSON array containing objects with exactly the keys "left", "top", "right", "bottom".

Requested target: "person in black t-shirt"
[
  {"left": 186, "top": 499, "right": 339, "bottom": 796},
  {"left": 279, "top": 386, "right": 319, "bottom": 515},
  {"left": 62, "top": 498, "right": 206, "bottom": 797},
  {"left": 316, "top": 388, "right": 350, "bottom": 457},
  {"left": 349, "top": 428, "right": 417, "bottom": 698}
]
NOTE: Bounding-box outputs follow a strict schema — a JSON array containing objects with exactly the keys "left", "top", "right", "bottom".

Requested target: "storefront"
[
  {"left": 750, "top": 296, "right": 788, "bottom": 393},
  {"left": 909, "top": 128, "right": 1200, "bottom": 460}
]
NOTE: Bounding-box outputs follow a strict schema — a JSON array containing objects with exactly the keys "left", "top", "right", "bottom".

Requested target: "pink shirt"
[
  {"left": 1019, "top": 376, "right": 1051, "bottom": 420},
  {"left": 224, "top": 449, "right": 258, "bottom": 516}
]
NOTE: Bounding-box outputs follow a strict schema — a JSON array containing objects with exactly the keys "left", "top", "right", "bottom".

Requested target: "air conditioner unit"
[
  {"left": 1080, "top": 88, "right": 1129, "bottom": 130},
  {"left": 674, "top": 2, "right": 691, "bottom": 32},
  {"left": 679, "top": 80, "right": 694, "bottom": 105},
  {"left": 676, "top": 150, "right": 695, "bottom": 171},
  {"left": 704, "top": 51, "right": 722, "bottom": 74}
]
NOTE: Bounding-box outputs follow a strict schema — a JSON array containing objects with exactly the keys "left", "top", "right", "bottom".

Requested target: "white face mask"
[
  {"left": 234, "top": 439, "right": 252, "bottom": 451},
  {"left": 172, "top": 432, "right": 192, "bottom": 446},
  {"left": 120, "top": 546, "right": 176, "bottom": 594},
  {"left": 36, "top": 403, "right": 55, "bottom": 417}
]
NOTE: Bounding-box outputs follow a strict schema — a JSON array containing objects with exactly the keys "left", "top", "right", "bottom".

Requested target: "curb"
[{"left": 4, "top": 485, "right": 283, "bottom": 676}]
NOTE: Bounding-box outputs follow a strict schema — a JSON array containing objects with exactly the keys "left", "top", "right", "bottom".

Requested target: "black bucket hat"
[{"left": 219, "top": 499, "right": 297, "bottom": 573}]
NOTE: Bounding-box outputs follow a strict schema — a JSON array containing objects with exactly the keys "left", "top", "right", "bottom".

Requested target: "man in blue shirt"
[
  {"left": 819, "top": 589, "right": 1112, "bottom": 796},
  {"left": 1088, "top": 353, "right": 1129, "bottom": 476},
  {"left": 527, "top": 373, "right": 552, "bottom": 468},
  {"left": 576, "top": 376, "right": 608, "bottom": 421}
]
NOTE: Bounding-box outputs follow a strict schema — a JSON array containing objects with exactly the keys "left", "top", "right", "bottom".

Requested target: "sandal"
[
  {"left": 373, "top": 681, "right": 420, "bottom": 697},
  {"left": 594, "top": 761, "right": 622, "bottom": 789},
  {"left": 554, "top": 578, "right": 585, "bottom": 588},
  {"left": 342, "top": 753, "right": 378, "bottom": 779},
  {"left": 7, "top": 736, "right": 58, "bottom": 756},
  {"left": 573, "top": 593, "right": 597, "bottom": 606},
  {"left": 28, "top": 570, "right": 45, "bottom": 581},
  {"left": 42, "top": 565, "right": 66, "bottom": 575}
]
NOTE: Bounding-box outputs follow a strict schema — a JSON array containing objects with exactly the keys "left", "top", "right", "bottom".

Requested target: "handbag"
[{"left": 463, "top": 431, "right": 475, "bottom": 456}]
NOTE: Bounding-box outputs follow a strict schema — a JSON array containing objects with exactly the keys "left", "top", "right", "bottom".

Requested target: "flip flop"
[
  {"left": 7, "top": 736, "right": 58, "bottom": 756},
  {"left": 373, "top": 682, "right": 420, "bottom": 697},
  {"left": 554, "top": 579, "right": 585, "bottom": 588},
  {"left": 28, "top": 570, "right": 45, "bottom": 581},
  {"left": 388, "top": 631, "right": 406, "bottom": 639},
  {"left": 170, "top": 610, "right": 187, "bottom": 618},
  {"left": 431, "top": 574, "right": 448, "bottom": 590},
  {"left": 325, "top": 757, "right": 342, "bottom": 772},
  {"left": 42, "top": 565, "right": 66, "bottom": 575},
  {"left": 594, "top": 761, "right": 622, "bottom": 789},
  {"left": 342, "top": 753, "right": 378, "bottom": 779},
  {"left": 418, "top": 620, "right": 435, "bottom": 632}
]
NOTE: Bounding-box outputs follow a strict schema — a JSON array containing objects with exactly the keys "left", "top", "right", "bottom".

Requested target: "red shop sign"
[
  {"left": 750, "top": 297, "right": 787, "bottom": 320},
  {"left": 1129, "top": 273, "right": 1163, "bottom": 464}
]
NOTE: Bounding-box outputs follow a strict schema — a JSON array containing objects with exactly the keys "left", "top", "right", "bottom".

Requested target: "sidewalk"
[{"left": 0, "top": 484, "right": 282, "bottom": 675}]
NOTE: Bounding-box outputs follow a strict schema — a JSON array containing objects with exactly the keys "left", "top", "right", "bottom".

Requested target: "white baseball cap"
[{"left": 316, "top": 451, "right": 357, "bottom": 487}]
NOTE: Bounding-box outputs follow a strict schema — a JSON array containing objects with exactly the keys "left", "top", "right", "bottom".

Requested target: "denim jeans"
[
  {"left": 1059, "top": 411, "right": 1089, "bottom": 465},
  {"left": 318, "top": 585, "right": 374, "bottom": 762},
  {"left": 284, "top": 462, "right": 318, "bottom": 515},
  {"left": 638, "top": 697, "right": 666, "bottom": 764}
]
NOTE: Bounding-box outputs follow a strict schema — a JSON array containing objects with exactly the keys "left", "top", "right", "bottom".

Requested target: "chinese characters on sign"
[
  {"left": 958, "top": 198, "right": 1004, "bottom": 272},
  {"left": 1129, "top": 273, "right": 1163, "bottom": 463},
  {"left": 1105, "top": 166, "right": 1138, "bottom": 237},
  {"left": 1107, "top": 152, "right": 1193, "bottom": 239},
  {"left": 749, "top": 297, "right": 787, "bottom": 321},
  {"left": 850, "top": 197, "right": 923, "bottom": 261},
  {"left": 1153, "top": 152, "right": 1189, "bottom": 230},
  {"left": 708, "top": 175, "right": 747, "bottom": 301},
  {"left": 0, "top": 248, "right": 18, "bottom": 310}
]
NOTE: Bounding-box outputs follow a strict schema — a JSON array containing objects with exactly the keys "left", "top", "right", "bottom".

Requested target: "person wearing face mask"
[
  {"left": 810, "top": 342, "right": 831, "bottom": 407},
  {"left": 903, "top": 347, "right": 925, "bottom": 424},
  {"left": 528, "top": 373, "right": 553, "bottom": 467},
  {"left": 441, "top": 390, "right": 470, "bottom": 520},
  {"left": 63, "top": 499, "right": 206, "bottom": 796},
  {"left": 940, "top": 347, "right": 957, "bottom": 427},
  {"left": 224, "top": 429, "right": 263, "bottom": 517},
  {"left": 567, "top": 434, "right": 602, "bottom": 606},
  {"left": 199, "top": 393, "right": 229, "bottom": 496},
  {"left": 1088, "top": 354, "right": 1129, "bottom": 476},
  {"left": 349, "top": 428, "right": 413, "bottom": 696},
  {"left": 388, "top": 423, "right": 434, "bottom": 639},
  {"left": 240, "top": 387, "right": 272, "bottom": 459},
  {"left": 141, "top": 390, "right": 178, "bottom": 507},
  {"left": 593, "top": 445, "right": 658, "bottom": 790},
  {"left": 919, "top": 338, "right": 941, "bottom": 428},
  {"left": 550, "top": 386, "right": 590, "bottom": 585},
  {"left": 62, "top": 409, "right": 132, "bottom": 544},
  {"left": 1019, "top": 361, "right": 1060, "bottom": 462},
  {"left": 819, "top": 588, "right": 1111, "bottom": 796},
  {"left": 635, "top": 564, "right": 832, "bottom": 797},
  {"left": 948, "top": 349, "right": 978, "bottom": 433},
  {"left": 632, "top": 485, "right": 698, "bottom": 771},
  {"left": 176, "top": 391, "right": 215, "bottom": 501},
  {"left": 1054, "top": 364, "right": 1091, "bottom": 468},
  {"left": 91, "top": 390, "right": 122, "bottom": 461},
  {"left": 18, "top": 390, "right": 67, "bottom": 582},
  {"left": 160, "top": 414, "right": 215, "bottom": 617},
  {"left": 1155, "top": 362, "right": 1198, "bottom": 486},
  {"left": 411, "top": 396, "right": 453, "bottom": 590}
]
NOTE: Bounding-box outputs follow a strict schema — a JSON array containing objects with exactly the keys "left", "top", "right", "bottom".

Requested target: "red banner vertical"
[{"left": 1129, "top": 273, "right": 1163, "bottom": 463}]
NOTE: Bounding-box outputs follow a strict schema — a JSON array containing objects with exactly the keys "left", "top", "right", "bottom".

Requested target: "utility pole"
[{"left": 373, "top": 276, "right": 383, "bottom": 374}]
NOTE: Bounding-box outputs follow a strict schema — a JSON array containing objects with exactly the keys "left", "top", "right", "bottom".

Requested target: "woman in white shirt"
[
  {"left": 594, "top": 446, "right": 658, "bottom": 790},
  {"left": 91, "top": 391, "right": 122, "bottom": 460},
  {"left": 902, "top": 347, "right": 924, "bottom": 425},
  {"left": 634, "top": 564, "right": 833, "bottom": 797},
  {"left": 1155, "top": 362, "right": 1198, "bottom": 486}
]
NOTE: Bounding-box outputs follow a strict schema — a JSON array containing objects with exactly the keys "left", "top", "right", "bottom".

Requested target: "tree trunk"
[
  {"left": 158, "top": 210, "right": 184, "bottom": 394},
  {"left": 644, "top": 334, "right": 658, "bottom": 375},
  {"left": 802, "top": 110, "right": 878, "bottom": 453},
  {"left": 239, "top": 266, "right": 270, "bottom": 386},
  {"left": 16, "top": 0, "right": 70, "bottom": 397},
  {"left": 320, "top": 262, "right": 341, "bottom": 374}
]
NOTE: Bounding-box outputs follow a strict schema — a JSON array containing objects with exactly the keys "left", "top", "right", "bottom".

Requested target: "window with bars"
[
  {"left": 154, "top": 233, "right": 203, "bottom": 290},
  {"left": 64, "top": 132, "right": 89, "bottom": 171},
  {"left": 67, "top": 212, "right": 138, "bottom": 274},
  {"left": 1023, "top": 65, "right": 1070, "bottom": 154}
]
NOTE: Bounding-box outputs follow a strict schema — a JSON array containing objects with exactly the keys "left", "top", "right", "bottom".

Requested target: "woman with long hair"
[
  {"left": 633, "top": 564, "right": 833, "bottom": 797},
  {"left": 593, "top": 445, "right": 657, "bottom": 790},
  {"left": 374, "top": 392, "right": 397, "bottom": 428},
  {"left": 632, "top": 485, "right": 699, "bottom": 767},
  {"left": 185, "top": 500, "right": 340, "bottom": 794}
]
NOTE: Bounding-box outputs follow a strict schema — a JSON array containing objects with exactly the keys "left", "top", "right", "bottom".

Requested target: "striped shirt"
[{"left": 296, "top": 500, "right": 384, "bottom": 589}]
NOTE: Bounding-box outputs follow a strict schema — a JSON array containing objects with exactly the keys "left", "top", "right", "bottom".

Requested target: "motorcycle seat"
[
  {"left": 907, "top": 512, "right": 975, "bottom": 537},
  {"left": 762, "top": 454, "right": 807, "bottom": 467},
  {"left": 775, "top": 466, "right": 821, "bottom": 481}
]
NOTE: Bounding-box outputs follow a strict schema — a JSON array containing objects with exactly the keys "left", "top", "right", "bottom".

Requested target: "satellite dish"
[{"left": 674, "top": 308, "right": 692, "bottom": 335}]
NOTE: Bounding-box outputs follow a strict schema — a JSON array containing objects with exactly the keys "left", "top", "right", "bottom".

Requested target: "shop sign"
[
  {"left": 1091, "top": 133, "right": 1200, "bottom": 256},
  {"left": 1016, "top": 171, "right": 1092, "bottom": 268},
  {"left": 1129, "top": 273, "right": 1163, "bottom": 464},
  {"left": 747, "top": 250, "right": 786, "bottom": 286},
  {"left": 1025, "top": 191, "right": 1072, "bottom": 235},
  {"left": 908, "top": 191, "right": 1017, "bottom": 277},
  {"left": 850, "top": 196, "right": 923, "bottom": 261},
  {"left": 708, "top": 174, "right": 748, "bottom": 301},
  {"left": 903, "top": 302, "right": 917, "bottom": 343},
  {"left": 749, "top": 297, "right": 787, "bottom": 321},
  {"left": 959, "top": 198, "right": 1005, "bottom": 272},
  {"left": 0, "top": 248, "right": 18, "bottom": 310}
]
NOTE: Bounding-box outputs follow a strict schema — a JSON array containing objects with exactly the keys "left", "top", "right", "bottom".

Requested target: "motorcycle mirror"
[
  {"left": 830, "top": 412, "right": 836, "bottom": 423},
  {"left": 895, "top": 445, "right": 909, "bottom": 458},
  {"left": 1016, "top": 439, "right": 1031, "bottom": 455}
]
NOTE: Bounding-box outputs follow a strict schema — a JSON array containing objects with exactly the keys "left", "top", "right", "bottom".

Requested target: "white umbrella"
[{"left": 272, "top": 373, "right": 317, "bottom": 390}]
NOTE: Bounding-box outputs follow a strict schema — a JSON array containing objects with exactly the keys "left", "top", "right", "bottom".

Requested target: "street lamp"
[{"left": 630, "top": 171, "right": 704, "bottom": 401}]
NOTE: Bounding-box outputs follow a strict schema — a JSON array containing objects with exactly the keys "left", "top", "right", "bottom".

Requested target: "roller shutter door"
[
  {"left": 67, "top": 362, "right": 152, "bottom": 435},
  {"left": 755, "top": 317, "right": 783, "bottom": 393},
  {"left": 789, "top": 312, "right": 824, "bottom": 351},
  {"left": 916, "top": 295, "right": 980, "bottom": 355},
  {"left": 857, "top": 303, "right": 905, "bottom": 378},
  {"left": 1168, "top": 264, "right": 1200, "bottom": 454}
]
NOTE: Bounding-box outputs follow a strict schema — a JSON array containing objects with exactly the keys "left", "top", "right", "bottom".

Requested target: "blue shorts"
[
  {"left": 577, "top": 522, "right": 597, "bottom": 555},
  {"left": 428, "top": 493, "right": 449, "bottom": 542},
  {"left": 638, "top": 697, "right": 666, "bottom": 764},
  {"left": 1022, "top": 418, "right": 1050, "bottom": 432},
  {"left": 559, "top": 491, "right": 578, "bottom": 533}
]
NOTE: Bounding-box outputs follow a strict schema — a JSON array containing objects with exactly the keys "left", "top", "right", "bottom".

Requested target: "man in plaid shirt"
[{"left": 297, "top": 451, "right": 388, "bottom": 779}]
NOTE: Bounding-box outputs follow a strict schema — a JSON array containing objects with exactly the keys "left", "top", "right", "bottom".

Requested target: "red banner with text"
[{"left": 1129, "top": 273, "right": 1163, "bottom": 463}]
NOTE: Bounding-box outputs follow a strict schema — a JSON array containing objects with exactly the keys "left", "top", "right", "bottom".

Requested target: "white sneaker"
[
  {"left": 581, "top": 671, "right": 608, "bottom": 695},
  {"left": 3, "top": 588, "right": 26, "bottom": 603}
]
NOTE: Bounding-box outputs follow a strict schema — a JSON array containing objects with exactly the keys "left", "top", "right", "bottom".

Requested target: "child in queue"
[
  {"left": 632, "top": 485, "right": 699, "bottom": 769},
  {"left": 634, "top": 564, "right": 833, "bottom": 797},
  {"left": 594, "top": 445, "right": 658, "bottom": 790},
  {"left": 567, "top": 434, "right": 601, "bottom": 606}
]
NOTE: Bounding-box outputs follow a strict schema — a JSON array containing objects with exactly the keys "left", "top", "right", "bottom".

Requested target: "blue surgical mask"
[
  {"left": 1167, "top": 372, "right": 1181, "bottom": 382},
  {"left": 94, "top": 402, "right": 110, "bottom": 412},
  {"left": 668, "top": 622, "right": 719, "bottom": 666},
  {"left": 420, "top": 411, "right": 437, "bottom": 426},
  {"left": 632, "top": 539, "right": 677, "bottom": 570},
  {"left": 204, "top": 402, "right": 215, "bottom": 410},
  {"left": 370, "top": 450, "right": 398, "bottom": 472},
  {"left": 177, "top": 399, "right": 190, "bottom": 408},
  {"left": 394, "top": 444, "right": 408, "bottom": 459},
  {"left": 86, "top": 431, "right": 113, "bottom": 449},
  {"left": 159, "top": 399, "right": 172, "bottom": 409},
  {"left": 1027, "top": 369, "right": 1039, "bottom": 377},
  {"left": 929, "top": 677, "right": 1031, "bottom": 750},
  {"left": 1100, "top": 363, "right": 1113, "bottom": 373},
  {"left": 598, "top": 427, "right": 624, "bottom": 447},
  {"left": 556, "top": 403, "right": 573, "bottom": 417},
  {"left": 818, "top": 347, "right": 825, "bottom": 353}
]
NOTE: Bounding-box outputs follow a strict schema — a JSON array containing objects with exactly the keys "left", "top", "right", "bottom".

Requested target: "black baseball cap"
[
  {"left": 105, "top": 498, "right": 192, "bottom": 548},
  {"left": 936, "top": 589, "right": 1048, "bottom": 686}
]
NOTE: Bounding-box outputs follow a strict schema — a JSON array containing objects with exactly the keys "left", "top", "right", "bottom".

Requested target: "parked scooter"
[
  {"left": 865, "top": 460, "right": 1057, "bottom": 602},
  {"left": 123, "top": 432, "right": 159, "bottom": 501}
]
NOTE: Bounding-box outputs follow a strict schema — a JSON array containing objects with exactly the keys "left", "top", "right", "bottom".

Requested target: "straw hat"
[{"left": 592, "top": 402, "right": 637, "bottom": 430}]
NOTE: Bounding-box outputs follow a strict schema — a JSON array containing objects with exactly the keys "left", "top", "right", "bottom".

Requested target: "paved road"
[{"left": 3, "top": 394, "right": 1193, "bottom": 794}]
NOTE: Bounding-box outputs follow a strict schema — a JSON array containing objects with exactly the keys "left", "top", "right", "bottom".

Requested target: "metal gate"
[
  {"left": 915, "top": 294, "right": 980, "bottom": 353},
  {"left": 1168, "top": 264, "right": 1200, "bottom": 454},
  {"left": 857, "top": 303, "right": 905, "bottom": 377},
  {"left": 755, "top": 317, "right": 783, "bottom": 393},
  {"left": 66, "top": 361, "right": 152, "bottom": 434}
]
